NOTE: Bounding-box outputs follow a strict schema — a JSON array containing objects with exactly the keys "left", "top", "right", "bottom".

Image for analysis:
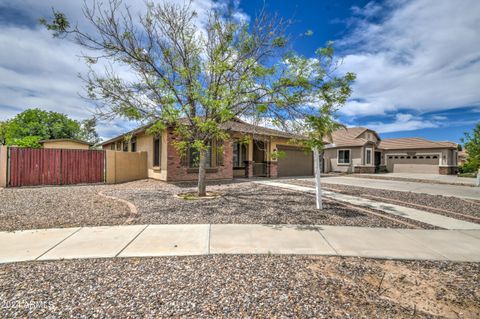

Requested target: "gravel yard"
[
  {"left": 0, "top": 179, "right": 417, "bottom": 231},
  {"left": 284, "top": 179, "right": 480, "bottom": 223},
  {"left": 106, "top": 179, "right": 415, "bottom": 228},
  {"left": 0, "top": 185, "right": 131, "bottom": 231},
  {"left": 0, "top": 255, "right": 478, "bottom": 318}
]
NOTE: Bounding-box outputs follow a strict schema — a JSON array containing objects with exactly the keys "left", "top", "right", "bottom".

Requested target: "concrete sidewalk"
[
  {"left": 297, "top": 176, "right": 480, "bottom": 200},
  {"left": 256, "top": 180, "right": 480, "bottom": 230},
  {"left": 1, "top": 224, "right": 479, "bottom": 264}
]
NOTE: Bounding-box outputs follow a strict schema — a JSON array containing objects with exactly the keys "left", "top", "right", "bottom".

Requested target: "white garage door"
[{"left": 386, "top": 155, "right": 439, "bottom": 174}]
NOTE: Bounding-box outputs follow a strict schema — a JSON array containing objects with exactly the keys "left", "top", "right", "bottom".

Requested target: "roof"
[
  {"left": 325, "top": 127, "right": 379, "bottom": 147},
  {"left": 378, "top": 138, "right": 457, "bottom": 150},
  {"left": 39, "top": 138, "right": 93, "bottom": 146},
  {"left": 100, "top": 119, "right": 303, "bottom": 146}
]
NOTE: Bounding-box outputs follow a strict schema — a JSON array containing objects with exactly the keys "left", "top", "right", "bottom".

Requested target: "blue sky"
[{"left": 0, "top": 0, "right": 479, "bottom": 143}]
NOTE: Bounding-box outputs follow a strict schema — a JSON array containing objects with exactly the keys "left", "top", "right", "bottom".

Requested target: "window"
[
  {"left": 216, "top": 141, "right": 224, "bottom": 166},
  {"left": 425, "top": 156, "right": 430, "bottom": 159},
  {"left": 153, "top": 136, "right": 161, "bottom": 167},
  {"left": 419, "top": 156, "right": 424, "bottom": 159},
  {"left": 188, "top": 143, "right": 212, "bottom": 168},
  {"left": 233, "top": 141, "right": 248, "bottom": 167},
  {"left": 338, "top": 150, "right": 351, "bottom": 164},
  {"left": 110, "top": 144, "right": 115, "bottom": 150},
  {"left": 388, "top": 156, "right": 393, "bottom": 159},
  {"left": 433, "top": 155, "right": 438, "bottom": 159},
  {"left": 131, "top": 137, "right": 137, "bottom": 152},
  {"left": 394, "top": 156, "right": 399, "bottom": 159},
  {"left": 413, "top": 156, "right": 417, "bottom": 159},
  {"left": 400, "top": 156, "right": 405, "bottom": 159},
  {"left": 116, "top": 142, "right": 122, "bottom": 151},
  {"left": 366, "top": 149, "right": 372, "bottom": 165},
  {"left": 407, "top": 156, "right": 411, "bottom": 159},
  {"left": 122, "top": 141, "right": 128, "bottom": 152}
]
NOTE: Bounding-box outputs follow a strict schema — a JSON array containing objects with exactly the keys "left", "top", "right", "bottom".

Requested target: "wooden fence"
[{"left": 7, "top": 147, "right": 105, "bottom": 187}]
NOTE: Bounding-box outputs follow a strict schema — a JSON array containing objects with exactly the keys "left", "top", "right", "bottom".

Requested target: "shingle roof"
[
  {"left": 100, "top": 119, "right": 302, "bottom": 146},
  {"left": 378, "top": 138, "right": 456, "bottom": 150},
  {"left": 325, "top": 127, "right": 377, "bottom": 147}
]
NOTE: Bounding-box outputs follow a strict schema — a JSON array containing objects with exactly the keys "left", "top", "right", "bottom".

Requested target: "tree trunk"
[
  {"left": 197, "top": 149, "right": 207, "bottom": 197},
  {"left": 313, "top": 148, "right": 322, "bottom": 209}
]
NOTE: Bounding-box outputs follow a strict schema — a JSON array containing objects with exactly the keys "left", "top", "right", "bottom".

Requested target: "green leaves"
[{"left": 39, "top": 10, "right": 70, "bottom": 37}]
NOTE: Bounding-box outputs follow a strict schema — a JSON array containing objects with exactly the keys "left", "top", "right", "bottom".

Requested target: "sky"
[{"left": 0, "top": 0, "right": 479, "bottom": 143}]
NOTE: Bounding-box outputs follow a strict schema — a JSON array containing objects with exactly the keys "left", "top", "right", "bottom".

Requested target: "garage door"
[
  {"left": 386, "top": 155, "right": 439, "bottom": 174},
  {"left": 277, "top": 146, "right": 313, "bottom": 177}
]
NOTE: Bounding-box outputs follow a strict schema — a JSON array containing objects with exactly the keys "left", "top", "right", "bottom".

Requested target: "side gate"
[{"left": 8, "top": 147, "right": 105, "bottom": 187}]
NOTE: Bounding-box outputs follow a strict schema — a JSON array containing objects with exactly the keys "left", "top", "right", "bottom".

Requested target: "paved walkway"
[
  {"left": 1, "top": 224, "right": 479, "bottom": 264},
  {"left": 298, "top": 176, "right": 480, "bottom": 200},
  {"left": 256, "top": 181, "right": 480, "bottom": 230}
]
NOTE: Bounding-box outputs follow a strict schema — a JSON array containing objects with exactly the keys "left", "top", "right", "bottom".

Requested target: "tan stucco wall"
[
  {"left": 323, "top": 147, "right": 363, "bottom": 173},
  {"left": 105, "top": 150, "right": 148, "bottom": 184},
  {"left": 103, "top": 131, "right": 168, "bottom": 181},
  {"left": 0, "top": 146, "right": 7, "bottom": 187},
  {"left": 42, "top": 141, "right": 90, "bottom": 150}
]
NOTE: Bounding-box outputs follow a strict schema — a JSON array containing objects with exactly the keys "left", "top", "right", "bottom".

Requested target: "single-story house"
[
  {"left": 101, "top": 122, "right": 459, "bottom": 182},
  {"left": 323, "top": 127, "right": 458, "bottom": 175},
  {"left": 100, "top": 119, "right": 314, "bottom": 182},
  {"left": 39, "top": 139, "right": 93, "bottom": 150}
]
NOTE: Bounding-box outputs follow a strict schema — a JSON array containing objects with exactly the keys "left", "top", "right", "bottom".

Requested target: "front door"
[{"left": 375, "top": 151, "right": 382, "bottom": 166}]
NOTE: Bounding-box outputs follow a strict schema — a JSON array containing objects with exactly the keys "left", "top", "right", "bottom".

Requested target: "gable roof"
[
  {"left": 378, "top": 138, "right": 456, "bottom": 150},
  {"left": 39, "top": 138, "right": 93, "bottom": 146},
  {"left": 100, "top": 119, "right": 302, "bottom": 146},
  {"left": 325, "top": 127, "right": 379, "bottom": 147}
]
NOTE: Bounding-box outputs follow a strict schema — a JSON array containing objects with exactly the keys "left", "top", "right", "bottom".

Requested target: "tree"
[
  {"left": 41, "top": 0, "right": 355, "bottom": 197},
  {"left": 461, "top": 122, "right": 480, "bottom": 173},
  {"left": 79, "top": 118, "right": 102, "bottom": 145},
  {"left": 1, "top": 108, "right": 100, "bottom": 147}
]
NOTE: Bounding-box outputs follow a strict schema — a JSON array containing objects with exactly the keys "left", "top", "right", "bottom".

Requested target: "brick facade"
[
  {"left": 439, "top": 166, "right": 457, "bottom": 175},
  {"left": 166, "top": 131, "right": 234, "bottom": 182},
  {"left": 353, "top": 165, "right": 376, "bottom": 174},
  {"left": 266, "top": 161, "right": 278, "bottom": 178}
]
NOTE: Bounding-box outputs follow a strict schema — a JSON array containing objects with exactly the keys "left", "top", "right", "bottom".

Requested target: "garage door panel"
[
  {"left": 277, "top": 147, "right": 313, "bottom": 177},
  {"left": 387, "top": 156, "right": 439, "bottom": 174},
  {"left": 392, "top": 163, "right": 438, "bottom": 174}
]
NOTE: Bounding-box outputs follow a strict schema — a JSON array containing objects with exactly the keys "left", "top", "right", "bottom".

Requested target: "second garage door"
[
  {"left": 277, "top": 146, "right": 313, "bottom": 177},
  {"left": 386, "top": 155, "right": 439, "bottom": 174}
]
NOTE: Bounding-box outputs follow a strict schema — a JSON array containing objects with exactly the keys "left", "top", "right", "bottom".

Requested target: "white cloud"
[
  {"left": 338, "top": 0, "right": 480, "bottom": 118},
  {"left": 0, "top": 0, "right": 248, "bottom": 140},
  {"left": 366, "top": 113, "right": 439, "bottom": 133}
]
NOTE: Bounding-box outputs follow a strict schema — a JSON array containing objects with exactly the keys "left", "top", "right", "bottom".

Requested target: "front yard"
[
  {"left": 0, "top": 179, "right": 420, "bottom": 231},
  {"left": 0, "top": 255, "right": 478, "bottom": 318}
]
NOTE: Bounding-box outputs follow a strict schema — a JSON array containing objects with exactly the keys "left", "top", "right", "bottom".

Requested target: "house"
[
  {"left": 39, "top": 139, "right": 93, "bottom": 150},
  {"left": 100, "top": 119, "right": 314, "bottom": 182},
  {"left": 101, "top": 122, "right": 459, "bottom": 182},
  {"left": 323, "top": 127, "right": 458, "bottom": 175}
]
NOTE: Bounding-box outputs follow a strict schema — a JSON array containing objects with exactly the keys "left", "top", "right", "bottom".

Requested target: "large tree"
[
  {"left": 1, "top": 108, "right": 100, "bottom": 147},
  {"left": 461, "top": 122, "right": 480, "bottom": 173},
  {"left": 42, "top": 0, "right": 355, "bottom": 196}
]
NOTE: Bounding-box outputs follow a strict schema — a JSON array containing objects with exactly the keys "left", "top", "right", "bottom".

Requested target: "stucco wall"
[
  {"left": 43, "top": 141, "right": 90, "bottom": 150},
  {"left": 0, "top": 146, "right": 7, "bottom": 187},
  {"left": 323, "top": 147, "right": 362, "bottom": 173},
  {"left": 105, "top": 150, "right": 148, "bottom": 184}
]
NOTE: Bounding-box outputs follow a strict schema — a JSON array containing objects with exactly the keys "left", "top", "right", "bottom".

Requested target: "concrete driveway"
[
  {"left": 358, "top": 173, "right": 476, "bottom": 186},
  {"left": 301, "top": 176, "right": 480, "bottom": 200}
]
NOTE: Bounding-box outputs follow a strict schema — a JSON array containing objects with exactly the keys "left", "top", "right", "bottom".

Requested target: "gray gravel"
[
  {"left": 105, "top": 179, "right": 415, "bottom": 228},
  {"left": 285, "top": 179, "right": 480, "bottom": 223},
  {"left": 0, "top": 180, "right": 417, "bottom": 231},
  {"left": 0, "top": 185, "right": 131, "bottom": 231},
  {"left": 0, "top": 255, "right": 478, "bottom": 318}
]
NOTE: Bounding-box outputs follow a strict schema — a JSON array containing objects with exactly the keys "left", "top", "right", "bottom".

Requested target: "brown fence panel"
[{"left": 8, "top": 147, "right": 104, "bottom": 187}]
